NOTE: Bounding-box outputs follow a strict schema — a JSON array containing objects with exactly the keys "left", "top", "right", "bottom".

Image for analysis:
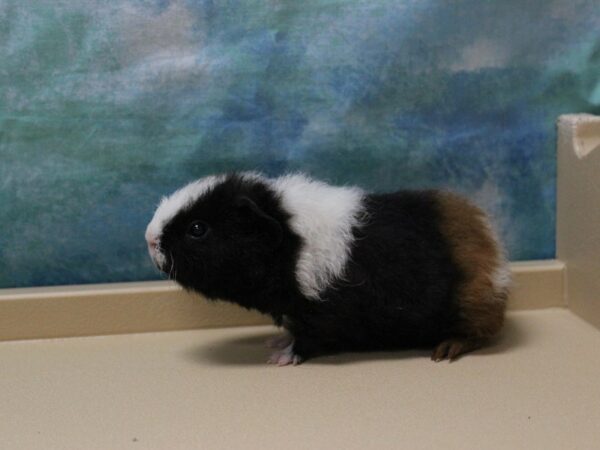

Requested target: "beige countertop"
[{"left": 1, "top": 308, "right": 599, "bottom": 450}]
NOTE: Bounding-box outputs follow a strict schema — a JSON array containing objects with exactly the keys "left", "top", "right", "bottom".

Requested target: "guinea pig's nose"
[{"left": 147, "top": 237, "right": 159, "bottom": 250}]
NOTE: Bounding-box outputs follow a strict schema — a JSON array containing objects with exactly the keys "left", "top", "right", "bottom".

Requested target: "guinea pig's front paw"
[{"left": 267, "top": 342, "right": 303, "bottom": 366}]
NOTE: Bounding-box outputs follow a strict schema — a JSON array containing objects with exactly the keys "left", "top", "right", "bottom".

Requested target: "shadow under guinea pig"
[
  {"left": 467, "top": 315, "right": 526, "bottom": 358},
  {"left": 184, "top": 316, "right": 525, "bottom": 367},
  {"left": 309, "top": 318, "right": 526, "bottom": 365},
  {"left": 184, "top": 331, "right": 279, "bottom": 366}
]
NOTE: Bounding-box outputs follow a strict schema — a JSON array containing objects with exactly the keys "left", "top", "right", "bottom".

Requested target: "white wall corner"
[
  {"left": 557, "top": 113, "right": 600, "bottom": 330},
  {"left": 557, "top": 113, "right": 600, "bottom": 159}
]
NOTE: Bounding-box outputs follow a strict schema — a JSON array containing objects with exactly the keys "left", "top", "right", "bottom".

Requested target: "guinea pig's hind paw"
[
  {"left": 265, "top": 333, "right": 293, "bottom": 349},
  {"left": 267, "top": 343, "right": 303, "bottom": 366},
  {"left": 431, "top": 339, "right": 481, "bottom": 362}
]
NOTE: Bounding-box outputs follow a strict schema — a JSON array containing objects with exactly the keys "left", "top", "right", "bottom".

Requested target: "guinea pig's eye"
[{"left": 187, "top": 220, "right": 209, "bottom": 239}]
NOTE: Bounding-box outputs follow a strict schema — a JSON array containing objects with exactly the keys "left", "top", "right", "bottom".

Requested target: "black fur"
[
  {"left": 286, "top": 192, "right": 461, "bottom": 359},
  {"left": 159, "top": 175, "right": 463, "bottom": 361}
]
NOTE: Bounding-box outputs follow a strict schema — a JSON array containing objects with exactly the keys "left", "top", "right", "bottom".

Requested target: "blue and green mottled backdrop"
[{"left": 1, "top": 1, "right": 599, "bottom": 288}]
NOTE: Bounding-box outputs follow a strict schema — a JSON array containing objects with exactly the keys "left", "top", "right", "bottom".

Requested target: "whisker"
[{"left": 168, "top": 250, "right": 176, "bottom": 280}]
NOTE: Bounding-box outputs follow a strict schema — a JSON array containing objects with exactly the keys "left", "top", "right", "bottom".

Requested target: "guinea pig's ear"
[{"left": 234, "top": 196, "right": 283, "bottom": 247}]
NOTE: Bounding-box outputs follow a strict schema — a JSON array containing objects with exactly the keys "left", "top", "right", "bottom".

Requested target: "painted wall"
[{"left": 1, "top": 0, "right": 599, "bottom": 288}]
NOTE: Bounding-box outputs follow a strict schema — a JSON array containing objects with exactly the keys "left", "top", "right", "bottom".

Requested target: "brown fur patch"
[{"left": 435, "top": 191, "right": 509, "bottom": 339}]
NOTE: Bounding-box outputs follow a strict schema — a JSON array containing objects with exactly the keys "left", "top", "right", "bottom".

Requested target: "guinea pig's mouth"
[{"left": 148, "top": 246, "right": 168, "bottom": 273}]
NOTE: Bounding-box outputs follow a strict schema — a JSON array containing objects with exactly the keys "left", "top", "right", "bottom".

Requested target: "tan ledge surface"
[
  {"left": 0, "top": 260, "right": 565, "bottom": 341},
  {"left": 1, "top": 309, "right": 599, "bottom": 450}
]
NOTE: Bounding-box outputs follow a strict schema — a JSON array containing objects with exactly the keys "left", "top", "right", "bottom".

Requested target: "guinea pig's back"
[{"left": 340, "top": 189, "right": 509, "bottom": 346}]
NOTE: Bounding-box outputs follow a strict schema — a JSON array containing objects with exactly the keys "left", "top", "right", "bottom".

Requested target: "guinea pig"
[{"left": 145, "top": 172, "right": 510, "bottom": 365}]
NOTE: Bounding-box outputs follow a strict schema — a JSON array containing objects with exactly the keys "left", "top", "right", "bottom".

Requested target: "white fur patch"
[
  {"left": 479, "top": 216, "right": 512, "bottom": 297},
  {"left": 270, "top": 174, "right": 365, "bottom": 300},
  {"left": 492, "top": 263, "right": 512, "bottom": 296}
]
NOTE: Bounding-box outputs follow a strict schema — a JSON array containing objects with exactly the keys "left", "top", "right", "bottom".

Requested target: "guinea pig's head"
[{"left": 145, "top": 174, "right": 292, "bottom": 302}]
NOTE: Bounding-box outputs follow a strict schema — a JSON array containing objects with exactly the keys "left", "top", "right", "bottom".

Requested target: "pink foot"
[
  {"left": 267, "top": 342, "right": 303, "bottom": 366},
  {"left": 265, "top": 333, "right": 293, "bottom": 349}
]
